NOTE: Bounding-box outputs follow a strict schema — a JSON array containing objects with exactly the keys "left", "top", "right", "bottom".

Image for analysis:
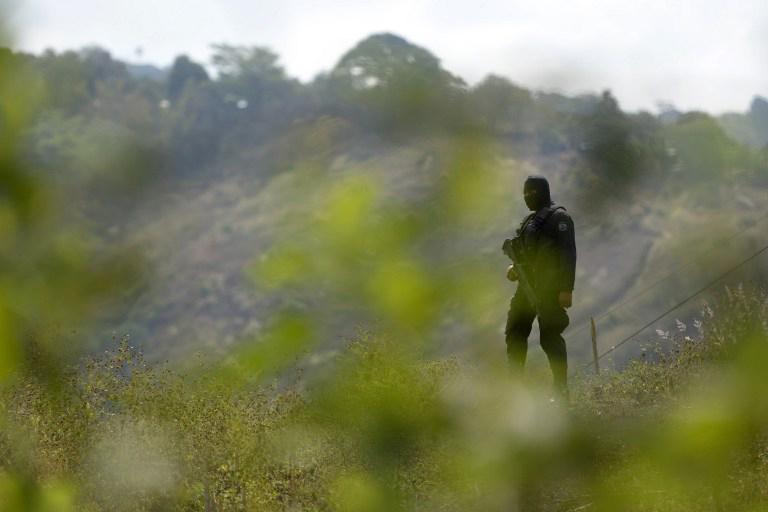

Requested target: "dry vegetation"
[{"left": 1, "top": 287, "right": 766, "bottom": 511}]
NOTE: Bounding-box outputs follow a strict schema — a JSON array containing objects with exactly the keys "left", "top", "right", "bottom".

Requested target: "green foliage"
[
  {"left": 32, "top": 49, "right": 90, "bottom": 114},
  {"left": 579, "top": 91, "right": 640, "bottom": 181},
  {"left": 9, "top": 33, "right": 766, "bottom": 198},
  {"left": 1, "top": 340, "right": 309, "bottom": 510},
  {"left": 210, "top": 44, "right": 297, "bottom": 113},
  {"left": 0, "top": 41, "right": 128, "bottom": 372},
  {"left": 1, "top": 290, "right": 767, "bottom": 510},
  {"left": 469, "top": 75, "right": 536, "bottom": 136},
  {"left": 665, "top": 112, "right": 754, "bottom": 180},
  {"left": 27, "top": 113, "right": 162, "bottom": 189},
  {"left": 167, "top": 81, "right": 227, "bottom": 172},
  {"left": 79, "top": 47, "right": 130, "bottom": 97},
  {"left": 211, "top": 45, "right": 286, "bottom": 83},
  {"left": 329, "top": 33, "right": 469, "bottom": 133},
  {"left": 719, "top": 96, "right": 768, "bottom": 150},
  {"left": 0, "top": 26, "right": 141, "bottom": 511},
  {"left": 748, "top": 96, "right": 768, "bottom": 145},
  {"left": 167, "top": 55, "right": 209, "bottom": 102}
]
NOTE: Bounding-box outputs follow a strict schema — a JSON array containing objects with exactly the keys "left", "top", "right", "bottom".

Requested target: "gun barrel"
[{"left": 503, "top": 238, "right": 540, "bottom": 312}]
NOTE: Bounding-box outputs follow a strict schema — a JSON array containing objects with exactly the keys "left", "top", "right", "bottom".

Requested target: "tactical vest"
[{"left": 516, "top": 204, "right": 567, "bottom": 267}]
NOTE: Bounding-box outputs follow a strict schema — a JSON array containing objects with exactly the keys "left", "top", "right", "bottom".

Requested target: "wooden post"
[{"left": 590, "top": 317, "right": 599, "bottom": 375}]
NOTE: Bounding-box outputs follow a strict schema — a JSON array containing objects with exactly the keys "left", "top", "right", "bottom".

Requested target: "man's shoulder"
[
  {"left": 546, "top": 207, "right": 574, "bottom": 234},
  {"left": 537, "top": 204, "right": 571, "bottom": 223},
  {"left": 550, "top": 207, "right": 572, "bottom": 222}
]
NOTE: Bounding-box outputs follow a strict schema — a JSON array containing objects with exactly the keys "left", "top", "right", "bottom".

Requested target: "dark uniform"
[{"left": 504, "top": 176, "right": 576, "bottom": 394}]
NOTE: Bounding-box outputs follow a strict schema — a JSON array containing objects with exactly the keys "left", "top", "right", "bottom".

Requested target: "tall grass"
[{"left": 1, "top": 288, "right": 766, "bottom": 511}]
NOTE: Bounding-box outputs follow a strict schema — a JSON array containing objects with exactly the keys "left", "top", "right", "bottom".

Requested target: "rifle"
[{"left": 502, "top": 237, "right": 540, "bottom": 312}]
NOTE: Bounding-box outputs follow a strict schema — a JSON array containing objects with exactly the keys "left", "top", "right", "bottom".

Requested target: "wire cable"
[
  {"left": 566, "top": 210, "right": 768, "bottom": 341},
  {"left": 578, "top": 240, "right": 768, "bottom": 372}
]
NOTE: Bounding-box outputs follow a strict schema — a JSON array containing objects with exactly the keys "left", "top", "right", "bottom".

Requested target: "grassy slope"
[{"left": 3, "top": 288, "right": 767, "bottom": 511}]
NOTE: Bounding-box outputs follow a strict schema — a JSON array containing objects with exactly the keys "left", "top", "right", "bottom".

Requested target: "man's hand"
[
  {"left": 558, "top": 291, "right": 573, "bottom": 308},
  {"left": 502, "top": 238, "right": 514, "bottom": 258},
  {"left": 506, "top": 264, "right": 519, "bottom": 282}
]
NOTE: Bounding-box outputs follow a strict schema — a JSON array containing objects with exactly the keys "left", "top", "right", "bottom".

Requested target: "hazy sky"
[{"left": 8, "top": 0, "right": 768, "bottom": 113}]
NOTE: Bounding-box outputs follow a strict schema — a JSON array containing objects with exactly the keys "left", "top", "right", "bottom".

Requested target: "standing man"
[{"left": 502, "top": 176, "right": 576, "bottom": 397}]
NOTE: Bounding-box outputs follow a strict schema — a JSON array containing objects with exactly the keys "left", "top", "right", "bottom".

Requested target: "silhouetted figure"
[{"left": 502, "top": 176, "right": 576, "bottom": 397}]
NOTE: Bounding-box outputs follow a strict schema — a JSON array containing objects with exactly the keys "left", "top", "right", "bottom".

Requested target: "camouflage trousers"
[{"left": 505, "top": 290, "right": 570, "bottom": 394}]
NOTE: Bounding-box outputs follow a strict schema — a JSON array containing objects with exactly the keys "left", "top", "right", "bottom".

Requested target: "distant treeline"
[{"left": 3, "top": 33, "right": 767, "bottom": 203}]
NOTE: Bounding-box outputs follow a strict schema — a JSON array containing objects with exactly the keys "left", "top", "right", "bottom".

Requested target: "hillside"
[
  {"left": 102, "top": 127, "right": 768, "bottom": 372},
  {"left": 5, "top": 33, "right": 768, "bottom": 370}
]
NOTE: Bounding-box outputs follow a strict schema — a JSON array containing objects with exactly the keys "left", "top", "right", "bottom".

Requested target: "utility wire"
[
  {"left": 566, "top": 210, "right": 768, "bottom": 341},
  {"left": 578, "top": 240, "right": 768, "bottom": 372}
]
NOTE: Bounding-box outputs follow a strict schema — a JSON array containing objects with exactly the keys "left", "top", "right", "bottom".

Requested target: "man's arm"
[
  {"left": 553, "top": 211, "right": 576, "bottom": 306},
  {"left": 502, "top": 237, "right": 541, "bottom": 312}
]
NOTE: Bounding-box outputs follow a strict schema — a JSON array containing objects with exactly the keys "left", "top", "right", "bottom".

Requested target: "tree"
[
  {"left": 664, "top": 112, "right": 750, "bottom": 179},
  {"left": 167, "top": 82, "right": 227, "bottom": 173},
  {"left": 31, "top": 49, "right": 90, "bottom": 114},
  {"left": 328, "top": 33, "right": 468, "bottom": 132},
  {"left": 748, "top": 96, "right": 768, "bottom": 146},
  {"left": 211, "top": 44, "right": 285, "bottom": 83},
  {"left": 167, "top": 55, "right": 209, "bottom": 102},
  {"left": 80, "top": 46, "right": 129, "bottom": 96},
  {"left": 208, "top": 44, "right": 303, "bottom": 147},
  {"left": 470, "top": 75, "right": 535, "bottom": 135},
  {"left": 579, "top": 90, "right": 639, "bottom": 183},
  {"left": 210, "top": 44, "right": 292, "bottom": 106}
]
